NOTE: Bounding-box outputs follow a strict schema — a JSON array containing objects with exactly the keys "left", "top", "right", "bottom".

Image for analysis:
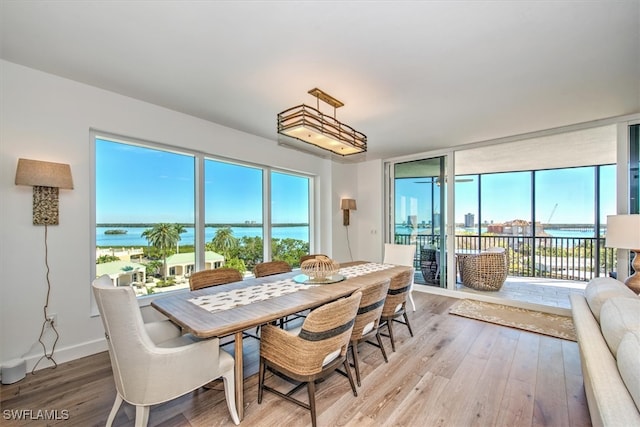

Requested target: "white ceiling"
[{"left": 2, "top": 1, "right": 639, "bottom": 161}]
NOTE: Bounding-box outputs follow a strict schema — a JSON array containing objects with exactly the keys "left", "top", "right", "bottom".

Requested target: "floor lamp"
[
  {"left": 15, "top": 158, "right": 74, "bottom": 372},
  {"left": 605, "top": 214, "right": 640, "bottom": 294}
]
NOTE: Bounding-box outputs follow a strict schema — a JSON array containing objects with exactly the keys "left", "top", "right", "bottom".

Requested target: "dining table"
[{"left": 151, "top": 260, "right": 413, "bottom": 420}]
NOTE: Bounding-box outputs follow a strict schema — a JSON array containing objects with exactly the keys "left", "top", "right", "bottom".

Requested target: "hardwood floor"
[{"left": 0, "top": 292, "right": 591, "bottom": 426}]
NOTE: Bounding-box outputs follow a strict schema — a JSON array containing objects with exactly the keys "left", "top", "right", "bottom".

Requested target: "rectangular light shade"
[
  {"left": 605, "top": 214, "right": 640, "bottom": 249},
  {"left": 15, "top": 158, "right": 74, "bottom": 189},
  {"left": 278, "top": 105, "right": 366, "bottom": 156},
  {"left": 341, "top": 198, "right": 357, "bottom": 210}
]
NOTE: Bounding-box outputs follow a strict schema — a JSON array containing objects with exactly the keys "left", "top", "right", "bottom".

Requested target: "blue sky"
[
  {"left": 96, "top": 139, "right": 309, "bottom": 224},
  {"left": 396, "top": 164, "right": 616, "bottom": 225},
  {"left": 98, "top": 138, "right": 615, "bottom": 226}
]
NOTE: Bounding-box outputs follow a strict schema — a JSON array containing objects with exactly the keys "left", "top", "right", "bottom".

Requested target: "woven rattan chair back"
[
  {"left": 380, "top": 269, "right": 414, "bottom": 352},
  {"left": 299, "top": 254, "right": 328, "bottom": 264},
  {"left": 460, "top": 250, "right": 508, "bottom": 291},
  {"left": 253, "top": 260, "right": 292, "bottom": 278},
  {"left": 381, "top": 269, "right": 413, "bottom": 317},
  {"left": 189, "top": 268, "right": 243, "bottom": 291},
  {"left": 349, "top": 278, "right": 391, "bottom": 386},
  {"left": 352, "top": 278, "right": 391, "bottom": 341},
  {"left": 258, "top": 291, "right": 362, "bottom": 427}
]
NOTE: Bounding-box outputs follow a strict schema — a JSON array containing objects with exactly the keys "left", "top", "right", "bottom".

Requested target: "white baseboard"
[{"left": 21, "top": 338, "right": 108, "bottom": 373}]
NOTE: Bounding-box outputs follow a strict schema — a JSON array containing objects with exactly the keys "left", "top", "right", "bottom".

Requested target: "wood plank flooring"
[{"left": 0, "top": 292, "right": 591, "bottom": 426}]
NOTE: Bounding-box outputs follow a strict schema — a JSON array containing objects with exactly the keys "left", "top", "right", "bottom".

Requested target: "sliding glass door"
[{"left": 390, "top": 156, "right": 448, "bottom": 288}]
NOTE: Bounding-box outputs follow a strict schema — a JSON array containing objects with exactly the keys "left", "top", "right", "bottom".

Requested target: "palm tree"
[
  {"left": 173, "top": 224, "right": 187, "bottom": 254},
  {"left": 211, "top": 227, "right": 239, "bottom": 261},
  {"left": 142, "top": 223, "right": 179, "bottom": 281}
]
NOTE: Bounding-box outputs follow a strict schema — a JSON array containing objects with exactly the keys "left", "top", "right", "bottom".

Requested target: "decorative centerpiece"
[{"left": 300, "top": 256, "right": 340, "bottom": 280}]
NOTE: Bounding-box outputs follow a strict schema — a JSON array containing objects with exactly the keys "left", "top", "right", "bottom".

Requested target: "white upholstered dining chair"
[
  {"left": 383, "top": 243, "right": 417, "bottom": 311},
  {"left": 92, "top": 275, "right": 240, "bottom": 426}
]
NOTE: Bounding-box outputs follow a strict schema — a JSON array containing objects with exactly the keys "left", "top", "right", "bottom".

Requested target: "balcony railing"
[{"left": 394, "top": 233, "right": 616, "bottom": 282}]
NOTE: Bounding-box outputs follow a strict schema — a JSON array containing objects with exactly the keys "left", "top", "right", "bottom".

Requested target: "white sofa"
[{"left": 569, "top": 277, "right": 640, "bottom": 427}]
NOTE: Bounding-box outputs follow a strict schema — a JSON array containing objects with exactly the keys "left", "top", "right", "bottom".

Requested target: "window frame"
[{"left": 91, "top": 130, "right": 315, "bottom": 310}]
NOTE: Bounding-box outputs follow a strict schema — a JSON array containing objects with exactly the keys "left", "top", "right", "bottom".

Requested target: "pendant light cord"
[{"left": 32, "top": 224, "right": 59, "bottom": 373}]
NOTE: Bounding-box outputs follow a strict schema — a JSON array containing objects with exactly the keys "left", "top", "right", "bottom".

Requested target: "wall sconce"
[
  {"left": 15, "top": 158, "right": 74, "bottom": 225},
  {"left": 14, "top": 158, "right": 74, "bottom": 373},
  {"left": 341, "top": 198, "right": 357, "bottom": 226}
]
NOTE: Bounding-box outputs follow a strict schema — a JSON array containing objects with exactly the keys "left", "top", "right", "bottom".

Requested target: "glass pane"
[
  {"left": 204, "top": 160, "right": 263, "bottom": 275},
  {"left": 96, "top": 139, "right": 195, "bottom": 296},
  {"left": 535, "top": 167, "right": 595, "bottom": 235},
  {"left": 455, "top": 175, "right": 479, "bottom": 251},
  {"left": 481, "top": 171, "right": 532, "bottom": 230},
  {"left": 271, "top": 171, "right": 310, "bottom": 267},
  {"left": 599, "top": 165, "right": 617, "bottom": 233},
  {"left": 393, "top": 157, "right": 447, "bottom": 287}
]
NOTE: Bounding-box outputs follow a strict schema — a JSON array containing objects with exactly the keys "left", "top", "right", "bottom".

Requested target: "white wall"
[
  {"left": 356, "top": 159, "right": 385, "bottom": 263},
  {"left": 0, "top": 60, "right": 360, "bottom": 370}
]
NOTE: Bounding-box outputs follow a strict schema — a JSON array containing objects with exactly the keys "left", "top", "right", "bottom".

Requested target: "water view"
[{"left": 96, "top": 225, "right": 309, "bottom": 247}]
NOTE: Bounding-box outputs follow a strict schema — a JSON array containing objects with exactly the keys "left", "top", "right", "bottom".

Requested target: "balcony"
[{"left": 395, "top": 233, "right": 613, "bottom": 311}]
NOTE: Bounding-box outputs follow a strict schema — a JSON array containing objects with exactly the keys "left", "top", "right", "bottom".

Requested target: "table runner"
[{"left": 189, "top": 262, "right": 394, "bottom": 313}]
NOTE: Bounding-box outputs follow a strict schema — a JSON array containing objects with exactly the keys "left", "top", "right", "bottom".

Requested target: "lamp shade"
[
  {"left": 341, "top": 198, "right": 357, "bottom": 210},
  {"left": 15, "top": 158, "right": 74, "bottom": 189},
  {"left": 605, "top": 215, "right": 640, "bottom": 250}
]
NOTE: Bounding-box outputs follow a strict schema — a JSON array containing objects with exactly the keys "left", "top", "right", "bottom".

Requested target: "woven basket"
[{"left": 300, "top": 256, "right": 340, "bottom": 280}]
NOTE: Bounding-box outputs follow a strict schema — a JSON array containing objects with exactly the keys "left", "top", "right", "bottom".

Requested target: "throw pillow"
[
  {"left": 585, "top": 277, "right": 637, "bottom": 322},
  {"left": 600, "top": 297, "right": 640, "bottom": 357},
  {"left": 617, "top": 330, "right": 640, "bottom": 412}
]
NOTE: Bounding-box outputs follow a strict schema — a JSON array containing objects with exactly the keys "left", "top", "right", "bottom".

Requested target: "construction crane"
[{"left": 547, "top": 203, "right": 558, "bottom": 224}]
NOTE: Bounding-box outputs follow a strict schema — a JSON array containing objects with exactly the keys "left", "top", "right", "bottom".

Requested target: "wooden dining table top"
[{"left": 151, "top": 261, "right": 413, "bottom": 339}]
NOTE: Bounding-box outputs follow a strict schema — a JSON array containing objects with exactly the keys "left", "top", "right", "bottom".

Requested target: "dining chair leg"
[
  {"left": 343, "top": 359, "right": 358, "bottom": 396},
  {"left": 106, "top": 395, "right": 123, "bottom": 427},
  {"left": 386, "top": 318, "right": 397, "bottom": 352},
  {"left": 308, "top": 380, "right": 317, "bottom": 427},
  {"left": 350, "top": 342, "right": 361, "bottom": 387},
  {"left": 403, "top": 312, "right": 414, "bottom": 336},
  {"left": 408, "top": 290, "right": 416, "bottom": 312},
  {"left": 257, "top": 357, "right": 265, "bottom": 404},
  {"left": 134, "top": 405, "right": 149, "bottom": 427},
  {"left": 375, "top": 330, "right": 389, "bottom": 363}
]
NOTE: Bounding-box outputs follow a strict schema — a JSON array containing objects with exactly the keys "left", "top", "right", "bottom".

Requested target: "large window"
[
  {"left": 454, "top": 165, "right": 615, "bottom": 281},
  {"left": 94, "top": 134, "right": 313, "bottom": 297},
  {"left": 271, "top": 171, "right": 310, "bottom": 267}
]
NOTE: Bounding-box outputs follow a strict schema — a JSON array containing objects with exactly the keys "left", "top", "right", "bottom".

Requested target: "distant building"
[
  {"left": 96, "top": 260, "right": 146, "bottom": 286},
  {"left": 165, "top": 251, "right": 225, "bottom": 277},
  {"left": 407, "top": 215, "right": 418, "bottom": 228},
  {"left": 464, "top": 213, "right": 474, "bottom": 228}
]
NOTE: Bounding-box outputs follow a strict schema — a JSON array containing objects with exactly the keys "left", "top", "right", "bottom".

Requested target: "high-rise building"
[{"left": 464, "top": 213, "right": 474, "bottom": 228}]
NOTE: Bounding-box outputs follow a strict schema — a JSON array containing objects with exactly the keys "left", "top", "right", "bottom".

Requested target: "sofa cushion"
[
  {"left": 585, "top": 277, "right": 638, "bottom": 322},
  {"left": 600, "top": 297, "right": 640, "bottom": 357},
  {"left": 617, "top": 330, "right": 640, "bottom": 412}
]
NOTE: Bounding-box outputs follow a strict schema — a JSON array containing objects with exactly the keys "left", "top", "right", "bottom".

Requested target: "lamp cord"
[
  {"left": 345, "top": 225, "right": 354, "bottom": 261},
  {"left": 32, "top": 224, "right": 59, "bottom": 373}
]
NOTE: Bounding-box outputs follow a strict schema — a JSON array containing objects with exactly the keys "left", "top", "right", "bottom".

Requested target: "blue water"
[{"left": 96, "top": 226, "right": 309, "bottom": 247}]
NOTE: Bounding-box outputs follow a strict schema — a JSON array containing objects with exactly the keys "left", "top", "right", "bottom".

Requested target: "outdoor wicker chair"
[
  {"left": 380, "top": 268, "right": 414, "bottom": 352},
  {"left": 420, "top": 248, "right": 440, "bottom": 283},
  {"left": 258, "top": 291, "right": 362, "bottom": 427},
  {"left": 460, "top": 248, "right": 508, "bottom": 291},
  {"left": 253, "top": 260, "right": 292, "bottom": 277},
  {"left": 349, "top": 278, "right": 391, "bottom": 386},
  {"left": 189, "top": 267, "right": 243, "bottom": 291}
]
